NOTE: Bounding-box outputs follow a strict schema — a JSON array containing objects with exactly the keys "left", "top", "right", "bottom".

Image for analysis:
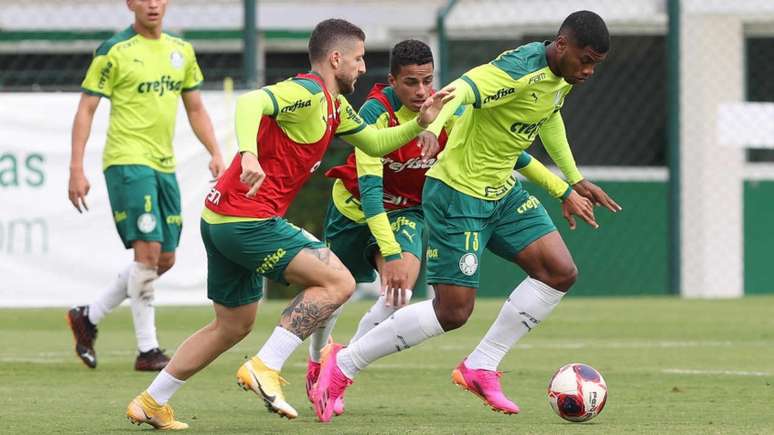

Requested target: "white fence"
[{"left": 0, "top": 92, "right": 237, "bottom": 307}]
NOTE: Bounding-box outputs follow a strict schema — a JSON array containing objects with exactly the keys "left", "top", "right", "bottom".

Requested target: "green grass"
[{"left": 1, "top": 297, "right": 773, "bottom": 434}]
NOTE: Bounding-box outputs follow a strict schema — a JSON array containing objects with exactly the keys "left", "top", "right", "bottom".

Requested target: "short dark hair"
[
  {"left": 558, "top": 10, "right": 610, "bottom": 53},
  {"left": 308, "top": 18, "right": 366, "bottom": 64},
  {"left": 389, "top": 39, "right": 434, "bottom": 76}
]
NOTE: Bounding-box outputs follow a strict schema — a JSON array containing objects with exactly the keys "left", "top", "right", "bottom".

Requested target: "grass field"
[{"left": 1, "top": 296, "right": 773, "bottom": 434}]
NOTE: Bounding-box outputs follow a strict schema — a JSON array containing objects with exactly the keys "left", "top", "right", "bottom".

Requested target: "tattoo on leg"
[
  {"left": 280, "top": 291, "right": 341, "bottom": 339},
  {"left": 303, "top": 247, "right": 343, "bottom": 270}
]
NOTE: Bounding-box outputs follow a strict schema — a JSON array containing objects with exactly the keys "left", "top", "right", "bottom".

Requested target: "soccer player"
[
  {"left": 125, "top": 19, "right": 453, "bottom": 430},
  {"left": 313, "top": 10, "right": 621, "bottom": 422},
  {"left": 66, "top": 0, "right": 225, "bottom": 371},
  {"left": 304, "top": 39, "right": 584, "bottom": 416}
]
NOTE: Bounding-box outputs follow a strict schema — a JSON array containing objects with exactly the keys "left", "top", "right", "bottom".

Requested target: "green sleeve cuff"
[
  {"left": 263, "top": 88, "right": 279, "bottom": 116},
  {"left": 384, "top": 253, "right": 403, "bottom": 262},
  {"left": 81, "top": 87, "right": 109, "bottom": 99},
  {"left": 514, "top": 152, "right": 532, "bottom": 170},
  {"left": 182, "top": 82, "right": 202, "bottom": 92},
  {"left": 560, "top": 185, "right": 573, "bottom": 201}
]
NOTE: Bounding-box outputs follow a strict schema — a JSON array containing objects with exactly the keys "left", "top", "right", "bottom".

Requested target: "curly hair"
[
  {"left": 559, "top": 11, "right": 610, "bottom": 53},
  {"left": 390, "top": 39, "right": 434, "bottom": 76}
]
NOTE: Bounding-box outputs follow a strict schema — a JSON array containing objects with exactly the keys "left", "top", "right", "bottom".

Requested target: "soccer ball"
[{"left": 547, "top": 363, "right": 608, "bottom": 422}]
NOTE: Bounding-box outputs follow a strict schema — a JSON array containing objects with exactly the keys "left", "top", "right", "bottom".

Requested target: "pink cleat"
[
  {"left": 307, "top": 359, "right": 345, "bottom": 415},
  {"left": 312, "top": 343, "right": 352, "bottom": 422},
  {"left": 306, "top": 359, "right": 320, "bottom": 405},
  {"left": 451, "top": 359, "right": 520, "bottom": 414}
]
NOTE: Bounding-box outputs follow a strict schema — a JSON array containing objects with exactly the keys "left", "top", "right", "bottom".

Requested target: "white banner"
[{"left": 0, "top": 92, "right": 238, "bottom": 307}]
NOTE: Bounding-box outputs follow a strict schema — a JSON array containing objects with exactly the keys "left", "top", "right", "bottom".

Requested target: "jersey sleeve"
[
  {"left": 515, "top": 152, "right": 572, "bottom": 200},
  {"left": 355, "top": 99, "right": 401, "bottom": 261},
  {"left": 359, "top": 98, "right": 388, "bottom": 126},
  {"left": 461, "top": 63, "right": 526, "bottom": 110},
  {"left": 336, "top": 97, "right": 369, "bottom": 136},
  {"left": 81, "top": 48, "right": 118, "bottom": 98},
  {"left": 338, "top": 96, "right": 423, "bottom": 157},
  {"left": 234, "top": 88, "right": 278, "bottom": 154},
  {"left": 182, "top": 43, "right": 204, "bottom": 92},
  {"left": 426, "top": 77, "right": 477, "bottom": 137},
  {"left": 538, "top": 110, "right": 584, "bottom": 185}
]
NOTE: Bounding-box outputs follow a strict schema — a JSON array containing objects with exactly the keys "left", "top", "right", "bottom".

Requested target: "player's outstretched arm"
[
  {"left": 68, "top": 93, "right": 101, "bottom": 213},
  {"left": 182, "top": 90, "right": 225, "bottom": 179},
  {"left": 515, "top": 152, "right": 573, "bottom": 200},
  {"left": 340, "top": 88, "right": 455, "bottom": 158},
  {"left": 538, "top": 111, "right": 583, "bottom": 183},
  {"left": 233, "top": 90, "right": 276, "bottom": 196}
]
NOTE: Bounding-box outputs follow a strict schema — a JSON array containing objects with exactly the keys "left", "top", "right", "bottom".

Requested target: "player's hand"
[
  {"left": 417, "top": 87, "right": 456, "bottom": 128},
  {"left": 240, "top": 152, "right": 265, "bottom": 198},
  {"left": 417, "top": 131, "right": 440, "bottom": 162},
  {"left": 209, "top": 153, "right": 226, "bottom": 180},
  {"left": 572, "top": 179, "right": 622, "bottom": 212},
  {"left": 380, "top": 256, "right": 413, "bottom": 308},
  {"left": 562, "top": 190, "right": 598, "bottom": 230},
  {"left": 68, "top": 170, "right": 90, "bottom": 213}
]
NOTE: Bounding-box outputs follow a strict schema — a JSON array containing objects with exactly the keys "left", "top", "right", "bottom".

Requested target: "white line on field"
[
  {"left": 662, "top": 368, "right": 771, "bottom": 377},
  {"left": 439, "top": 340, "right": 768, "bottom": 351},
  {"left": 2, "top": 341, "right": 771, "bottom": 365}
]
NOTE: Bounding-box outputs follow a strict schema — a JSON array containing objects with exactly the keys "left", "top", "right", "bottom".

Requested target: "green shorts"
[
  {"left": 323, "top": 201, "right": 424, "bottom": 284},
  {"left": 423, "top": 177, "right": 556, "bottom": 288},
  {"left": 200, "top": 217, "right": 326, "bottom": 307},
  {"left": 104, "top": 165, "right": 182, "bottom": 252}
]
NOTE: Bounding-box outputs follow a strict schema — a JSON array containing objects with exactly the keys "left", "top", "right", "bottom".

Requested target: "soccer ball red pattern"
[{"left": 547, "top": 363, "right": 608, "bottom": 422}]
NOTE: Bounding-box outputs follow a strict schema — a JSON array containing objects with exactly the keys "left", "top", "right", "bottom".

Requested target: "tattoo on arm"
[{"left": 280, "top": 291, "right": 341, "bottom": 339}]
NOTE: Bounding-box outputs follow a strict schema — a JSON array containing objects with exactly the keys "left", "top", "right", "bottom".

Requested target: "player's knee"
[
  {"left": 537, "top": 261, "right": 577, "bottom": 292},
  {"left": 434, "top": 302, "right": 473, "bottom": 331},
  {"left": 328, "top": 269, "right": 356, "bottom": 303},
  {"left": 217, "top": 316, "right": 254, "bottom": 342}
]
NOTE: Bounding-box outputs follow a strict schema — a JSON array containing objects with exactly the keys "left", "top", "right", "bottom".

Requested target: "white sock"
[
  {"left": 349, "top": 295, "right": 397, "bottom": 344},
  {"left": 128, "top": 262, "right": 160, "bottom": 353},
  {"left": 466, "top": 277, "right": 565, "bottom": 371},
  {"left": 308, "top": 305, "right": 344, "bottom": 363},
  {"left": 257, "top": 326, "right": 303, "bottom": 371},
  {"left": 336, "top": 299, "right": 443, "bottom": 379},
  {"left": 88, "top": 262, "right": 133, "bottom": 325},
  {"left": 147, "top": 369, "right": 185, "bottom": 405}
]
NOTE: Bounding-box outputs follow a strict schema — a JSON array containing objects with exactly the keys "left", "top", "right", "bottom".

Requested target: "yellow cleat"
[
  {"left": 126, "top": 391, "right": 189, "bottom": 430},
  {"left": 236, "top": 356, "right": 298, "bottom": 419}
]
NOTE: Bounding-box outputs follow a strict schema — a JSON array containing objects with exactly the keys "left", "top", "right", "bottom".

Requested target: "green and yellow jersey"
[
  {"left": 203, "top": 73, "right": 425, "bottom": 223},
  {"left": 81, "top": 25, "right": 203, "bottom": 173},
  {"left": 427, "top": 41, "right": 583, "bottom": 200}
]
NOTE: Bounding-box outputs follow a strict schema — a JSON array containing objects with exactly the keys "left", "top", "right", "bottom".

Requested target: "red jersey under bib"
[
  {"left": 205, "top": 73, "right": 341, "bottom": 218},
  {"left": 325, "top": 83, "right": 448, "bottom": 210}
]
